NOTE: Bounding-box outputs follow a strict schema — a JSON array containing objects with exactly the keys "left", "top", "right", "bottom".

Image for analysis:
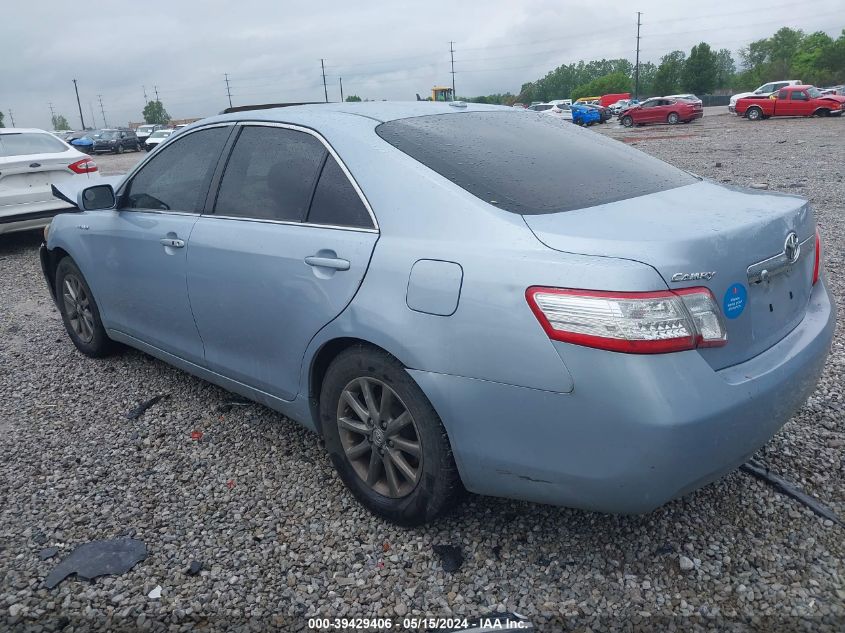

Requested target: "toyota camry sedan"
[{"left": 40, "top": 102, "right": 834, "bottom": 525}]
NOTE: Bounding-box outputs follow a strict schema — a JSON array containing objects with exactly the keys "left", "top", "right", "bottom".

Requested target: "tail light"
[
  {"left": 68, "top": 158, "right": 98, "bottom": 174},
  {"left": 526, "top": 286, "right": 727, "bottom": 354},
  {"left": 812, "top": 228, "right": 822, "bottom": 285}
]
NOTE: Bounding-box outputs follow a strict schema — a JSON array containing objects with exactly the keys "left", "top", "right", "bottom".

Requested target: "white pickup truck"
[{"left": 729, "top": 80, "right": 802, "bottom": 112}]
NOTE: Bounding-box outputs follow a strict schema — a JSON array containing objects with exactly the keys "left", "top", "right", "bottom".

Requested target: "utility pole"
[
  {"left": 634, "top": 12, "right": 642, "bottom": 100},
  {"left": 98, "top": 95, "right": 108, "bottom": 127},
  {"left": 8, "top": 109, "right": 15, "bottom": 127},
  {"left": 143, "top": 85, "right": 148, "bottom": 102},
  {"left": 154, "top": 85, "right": 160, "bottom": 101},
  {"left": 224, "top": 73, "right": 233, "bottom": 108},
  {"left": 73, "top": 79, "right": 86, "bottom": 129},
  {"left": 449, "top": 41, "right": 456, "bottom": 100},
  {"left": 320, "top": 59, "right": 328, "bottom": 103},
  {"left": 48, "top": 102, "right": 55, "bottom": 127},
  {"left": 89, "top": 102, "right": 97, "bottom": 128},
  {"left": 339, "top": 77, "right": 344, "bottom": 102}
]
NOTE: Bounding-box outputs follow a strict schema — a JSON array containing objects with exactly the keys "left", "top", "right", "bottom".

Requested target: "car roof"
[
  {"left": 198, "top": 101, "right": 509, "bottom": 129},
  {"left": 0, "top": 128, "right": 55, "bottom": 135}
]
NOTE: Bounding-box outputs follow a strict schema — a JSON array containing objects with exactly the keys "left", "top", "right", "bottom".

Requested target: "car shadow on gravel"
[{"left": 0, "top": 229, "right": 43, "bottom": 255}]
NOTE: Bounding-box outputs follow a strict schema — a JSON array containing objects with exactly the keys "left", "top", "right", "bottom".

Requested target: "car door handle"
[
  {"left": 304, "top": 255, "right": 350, "bottom": 271},
  {"left": 160, "top": 238, "right": 185, "bottom": 248}
]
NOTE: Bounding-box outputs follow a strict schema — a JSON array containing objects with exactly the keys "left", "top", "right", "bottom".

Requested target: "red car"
[
  {"left": 734, "top": 85, "right": 845, "bottom": 120},
  {"left": 619, "top": 97, "right": 703, "bottom": 127}
]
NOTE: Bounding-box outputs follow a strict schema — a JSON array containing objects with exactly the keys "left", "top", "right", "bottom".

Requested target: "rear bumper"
[
  {"left": 0, "top": 204, "right": 72, "bottom": 236},
  {"left": 410, "top": 279, "right": 835, "bottom": 513}
]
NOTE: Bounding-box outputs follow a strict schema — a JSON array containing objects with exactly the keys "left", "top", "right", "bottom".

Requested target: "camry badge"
[
  {"left": 784, "top": 232, "right": 800, "bottom": 264},
  {"left": 671, "top": 271, "right": 716, "bottom": 282}
]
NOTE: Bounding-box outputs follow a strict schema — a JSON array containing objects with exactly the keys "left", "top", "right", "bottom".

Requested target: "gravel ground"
[{"left": 1, "top": 112, "right": 843, "bottom": 632}]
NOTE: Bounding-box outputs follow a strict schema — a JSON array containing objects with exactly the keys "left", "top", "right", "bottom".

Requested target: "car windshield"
[
  {"left": 97, "top": 131, "right": 118, "bottom": 140},
  {"left": 806, "top": 87, "right": 822, "bottom": 98},
  {"left": 149, "top": 130, "right": 171, "bottom": 139},
  {"left": 0, "top": 132, "right": 68, "bottom": 156},
  {"left": 138, "top": 126, "right": 155, "bottom": 133},
  {"left": 376, "top": 111, "right": 697, "bottom": 215}
]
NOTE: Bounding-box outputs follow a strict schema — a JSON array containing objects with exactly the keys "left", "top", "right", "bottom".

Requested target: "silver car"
[{"left": 40, "top": 103, "right": 834, "bottom": 525}]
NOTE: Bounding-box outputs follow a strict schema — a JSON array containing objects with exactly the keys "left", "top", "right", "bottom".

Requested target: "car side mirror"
[{"left": 78, "top": 184, "right": 116, "bottom": 211}]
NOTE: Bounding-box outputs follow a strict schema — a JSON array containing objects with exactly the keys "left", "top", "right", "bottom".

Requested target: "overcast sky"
[{"left": 2, "top": 0, "right": 842, "bottom": 129}]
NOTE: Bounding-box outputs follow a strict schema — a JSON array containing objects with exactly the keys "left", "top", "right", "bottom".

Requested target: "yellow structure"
[{"left": 431, "top": 86, "right": 454, "bottom": 102}]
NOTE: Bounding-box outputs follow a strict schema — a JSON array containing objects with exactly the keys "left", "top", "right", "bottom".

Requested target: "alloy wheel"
[
  {"left": 336, "top": 377, "right": 422, "bottom": 498},
  {"left": 62, "top": 275, "right": 95, "bottom": 344}
]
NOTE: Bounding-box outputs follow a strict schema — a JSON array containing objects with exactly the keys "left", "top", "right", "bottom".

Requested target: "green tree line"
[{"left": 463, "top": 26, "right": 845, "bottom": 105}]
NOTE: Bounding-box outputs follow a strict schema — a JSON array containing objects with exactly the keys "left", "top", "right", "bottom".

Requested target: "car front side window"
[
  {"left": 791, "top": 91, "right": 808, "bottom": 101},
  {"left": 123, "top": 126, "right": 230, "bottom": 212}
]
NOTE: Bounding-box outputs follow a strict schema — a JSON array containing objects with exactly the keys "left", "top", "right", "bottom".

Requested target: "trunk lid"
[
  {"left": 523, "top": 180, "right": 816, "bottom": 369},
  {"left": 0, "top": 154, "right": 79, "bottom": 208}
]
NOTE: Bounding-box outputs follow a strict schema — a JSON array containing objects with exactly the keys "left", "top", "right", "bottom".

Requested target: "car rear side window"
[
  {"left": 0, "top": 132, "right": 68, "bottom": 156},
  {"left": 214, "top": 126, "right": 326, "bottom": 222},
  {"left": 376, "top": 111, "right": 697, "bottom": 215},
  {"left": 124, "top": 126, "right": 229, "bottom": 212},
  {"left": 307, "top": 156, "right": 373, "bottom": 229}
]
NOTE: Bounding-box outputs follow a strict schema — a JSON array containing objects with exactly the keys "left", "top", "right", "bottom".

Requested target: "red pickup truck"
[{"left": 735, "top": 85, "right": 845, "bottom": 120}]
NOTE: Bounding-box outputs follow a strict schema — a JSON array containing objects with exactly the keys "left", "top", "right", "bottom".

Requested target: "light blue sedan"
[{"left": 41, "top": 102, "right": 834, "bottom": 525}]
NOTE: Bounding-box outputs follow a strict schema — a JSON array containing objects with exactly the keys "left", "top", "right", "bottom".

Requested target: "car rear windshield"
[
  {"left": 376, "top": 111, "right": 697, "bottom": 214},
  {"left": 0, "top": 132, "right": 68, "bottom": 157}
]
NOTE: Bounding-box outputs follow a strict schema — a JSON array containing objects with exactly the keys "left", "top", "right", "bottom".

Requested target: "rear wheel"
[
  {"left": 320, "top": 346, "right": 461, "bottom": 525},
  {"left": 667, "top": 112, "right": 679, "bottom": 124},
  {"left": 116, "top": 144, "right": 124, "bottom": 154},
  {"left": 746, "top": 106, "right": 763, "bottom": 121},
  {"left": 621, "top": 115, "right": 633, "bottom": 127},
  {"left": 55, "top": 258, "right": 119, "bottom": 358}
]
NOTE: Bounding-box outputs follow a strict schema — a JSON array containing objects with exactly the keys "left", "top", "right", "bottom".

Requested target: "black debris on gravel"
[
  {"left": 43, "top": 538, "right": 147, "bottom": 589},
  {"left": 39, "top": 546, "right": 59, "bottom": 560},
  {"left": 125, "top": 394, "right": 168, "bottom": 420},
  {"left": 433, "top": 544, "right": 464, "bottom": 573}
]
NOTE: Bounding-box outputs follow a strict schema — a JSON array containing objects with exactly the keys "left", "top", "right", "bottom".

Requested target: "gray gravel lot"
[{"left": 1, "top": 112, "right": 843, "bottom": 632}]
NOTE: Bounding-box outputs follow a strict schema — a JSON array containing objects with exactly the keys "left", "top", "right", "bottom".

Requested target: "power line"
[
  {"left": 98, "top": 95, "right": 108, "bottom": 128},
  {"left": 72, "top": 79, "right": 85, "bottom": 130},
  {"left": 635, "top": 12, "right": 642, "bottom": 100},
  {"left": 320, "top": 59, "right": 328, "bottom": 102},
  {"left": 450, "top": 41, "right": 456, "bottom": 98},
  {"left": 224, "top": 73, "right": 233, "bottom": 108}
]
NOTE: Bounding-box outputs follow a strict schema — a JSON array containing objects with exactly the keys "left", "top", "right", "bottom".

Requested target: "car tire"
[
  {"left": 621, "top": 115, "right": 633, "bottom": 127},
  {"left": 320, "top": 345, "right": 461, "bottom": 526},
  {"left": 55, "top": 257, "right": 119, "bottom": 358},
  {"left": 667, "top": 112, "right": 679, "bottom": 124},
  {"left": 116, "top": 144, "right": 124, "bottom": 154},
  {"left": 746, "top": 107, "right": 763, "bottom": 121},
  {"left": 134, "top": 142, "right": 141, "bottom": 151}
]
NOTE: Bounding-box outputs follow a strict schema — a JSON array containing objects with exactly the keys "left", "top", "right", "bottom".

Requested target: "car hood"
[
  {"left": 819, "top": 95, "right": 845, "bottom": 104},
  {"left": 730, "top": 92, "right": 756, "bottom": 103}
]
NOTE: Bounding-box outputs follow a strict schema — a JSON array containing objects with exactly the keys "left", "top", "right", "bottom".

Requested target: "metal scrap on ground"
[
  {"left": 741, "top": 460, "right": 842, "bottom": 526},
  {"left": 125, "top": 394, "right": 168, "bottom": 420},
  {"left": 43, "top": 538, "right": 147, "bottom": 589}
]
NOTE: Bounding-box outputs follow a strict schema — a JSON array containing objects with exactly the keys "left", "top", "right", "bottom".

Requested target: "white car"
[
  {"left": 729, "top": 80, "right": 802, "bottom": 112},
  {"left": 143, "top": 128, "right": 174, "bottom": 151},
  {"left": 541, "top": 103, "right": 573, "bottom": 121},
  {"left": 0, "top": 128, "right": 99, "bottom": 236},
  {"left": 664, "top": 93, "right": 702, "bottom": 106}
]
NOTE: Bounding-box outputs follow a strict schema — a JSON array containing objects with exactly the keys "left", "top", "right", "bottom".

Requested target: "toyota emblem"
[{"left": 784, "top": 232, "right": 800, "bottom": 264}]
